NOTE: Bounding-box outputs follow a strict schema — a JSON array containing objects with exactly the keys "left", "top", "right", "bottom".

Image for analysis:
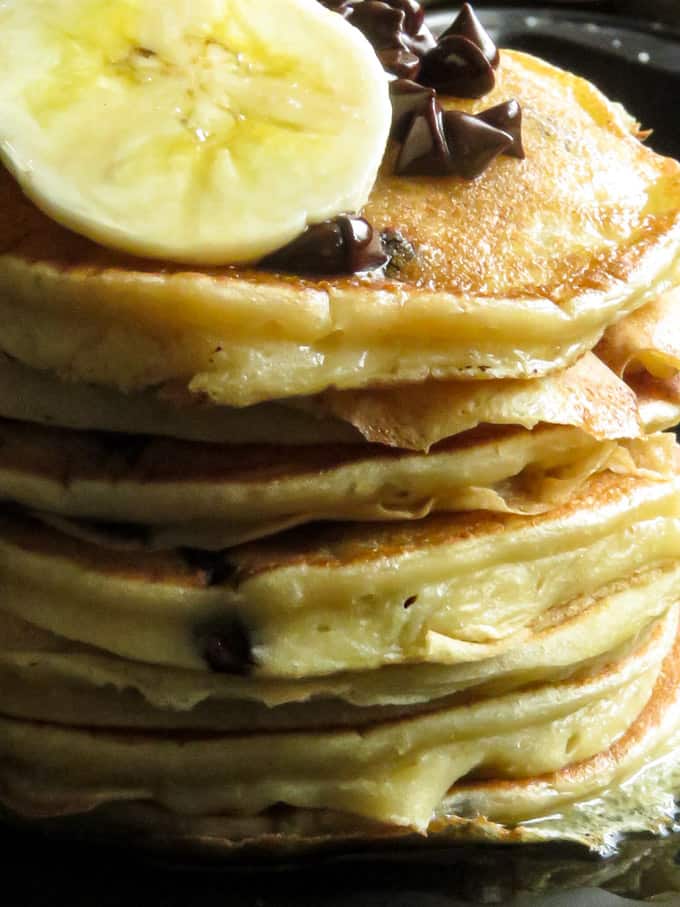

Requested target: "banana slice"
[{"left": 0, "top": 0, "right": 390, "bottom": 264}]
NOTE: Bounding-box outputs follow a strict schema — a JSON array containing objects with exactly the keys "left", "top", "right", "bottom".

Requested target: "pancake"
[
  {"left": 307, "top": 352, "right": 642, "bottom": 451},
  {"left": 596, "top": 287, "right": 680, "bottom": 382},
  {"left": 0, "top": 470, "right": 677, "bottom": 677},
  {"left": 0, "top": 416, "right": 673, "bottom": 548},
  {"left": 2, "top": 562, "right": 678, "bottom": 729},
  {"left": 309, "top": 293, "right": 680, "bottom": 449},
  {"left": 0, "top": 286, "right": 673, "bottom": 451},
  {"left": 597, "top": 289, "right": 680, "bottom": 431},
  {"left": 0, "top": 50, "right": 678, "bottom": 405},
  {"left": 0, "top": 353, "right": 362, "bottom": 446},
  {"left": 0, "top": 348, "right": 646, "bottom": 449},
  {"left": 634, "top": 373, "right": 680, "bottom": 434},
  {"left": 0, "top": 605, "right": 675, "bottom": 834}
]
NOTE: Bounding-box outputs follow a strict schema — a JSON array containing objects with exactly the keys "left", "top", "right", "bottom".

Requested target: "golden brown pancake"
[
  {"left": 0, "top": 50, "right": 678, "bottom": 405},
  {"left": 0, "top": 470, "right": 678, "bottom": 678},
  {"left": 597, "top": 287, "right": 680, "bottom": 381},
  {"left": 597, "top": 289, "right": 680, "bottom": 431},
  {"left": 0, "top": 415, "right": 673, "bottom": 547},
  {"left": 0, "top": 605, "right": 675, "bottom": 838},
  {"left": 2, "top": 564, "right": 678, "bottom": 730},
  {"left": 0, "top": 348, "right": 645, "bottom": 450},
  {"left": 0, "top": 284, "right": 674, "bottom": 452}
]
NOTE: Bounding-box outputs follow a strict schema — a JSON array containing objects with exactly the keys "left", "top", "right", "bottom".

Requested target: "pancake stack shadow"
[{"left": 1, "top": 41, "right": 680, "bottom": 858}]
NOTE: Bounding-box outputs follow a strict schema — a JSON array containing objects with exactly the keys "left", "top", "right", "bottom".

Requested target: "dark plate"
[{"left": 4, "top": 7, "right": 680, "bottom": 906}]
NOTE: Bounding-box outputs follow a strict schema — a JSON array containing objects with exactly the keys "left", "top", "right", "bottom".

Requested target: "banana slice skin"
[{"left": 0, "top": 0, "right": 391, "bottom": 264}]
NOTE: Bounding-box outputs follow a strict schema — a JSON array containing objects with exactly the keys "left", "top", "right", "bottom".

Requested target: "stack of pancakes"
[{"left": 2, "top": 48, "right": 680, "bottom": 855}]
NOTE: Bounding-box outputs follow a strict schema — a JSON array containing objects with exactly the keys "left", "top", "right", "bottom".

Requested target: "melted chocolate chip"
[
  {"left": 379, "top": 48, "right": 421, "bottom": 80},
  {"left": 389, "top": 78, "right": 435, "bottom": 139},
  {"left": 340, "top": 216, "right": 389, "bottom": 274},
  {"left": 396, "top": 95, "right": 450, "bottom": 176},
  {"left": 262, "top": 216, "right": 388, "bottom": 276},
  {"left": 476, "top": 99, "right": 525, "bottom": 158},
  {"left": 199, "top": 619, "right": 254, "bottom": 675},
  {"left": 442, "top": 109, "right": 512, "bottom": 178},
  {"left": 419, "top": 35, "right": 495, "bottom": 99},
  {"left": 439, "top": 2, "right": 500, "bottom": 68},
  {"left": 181, "top": 548, "right": 239, "bottom": 587}
]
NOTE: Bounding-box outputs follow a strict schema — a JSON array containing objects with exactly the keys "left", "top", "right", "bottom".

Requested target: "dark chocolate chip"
[
  {"left": 442, "top": 109, "right": 512, "bottom": 178},
  {"left": 181, "top": 548, "right": 239, "bottom": 587},
  {"left": 262, "top": 216, "right": 388, "bottom": 276},
  {"left": 379, "top": 48, "right": 421, "bottom": 80},
  {"left": 476, "top": 98, "right": 525, "bottom": 158},
  {"left": 439, "top": 2, "right": 500, "bottom": 68},
  {"left": 402, "top": 20, "right": 436, "bottom": 58},
  {"left": 340, "top": 0, "right": 435, "bottom": 61},
  {"left": 419, "top": 35, "right": 495, "bottom": 99},
  {"left": 389, "top": 78, "right": 435, "bottom": 139},
  {"left": 339, "top": 216, "right": 390, "bottom": 274},
  {"left": 199, "top": 619, "right": 254, "bottom": 675},
  {"left": 346, "top": 1, "right": 407, "bottom": 51},
  {"left": 263, "top": 220, "right": 344, "bottom": 275},
  {"left": 383, "top": 0, "right": 424, "bottom": 35},
  {"left": 395, "top": 95, "right": 450, "bottom": 176}
]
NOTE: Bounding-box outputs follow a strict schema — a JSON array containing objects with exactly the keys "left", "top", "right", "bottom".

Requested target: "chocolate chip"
[
  {"left": 389, "top": 78, "right": 435, "bottom": 139},
  {"left": 396, "top": 95, "right": 450, "bottom": 176},
  {"left": 401, "top": 22, "right": 436, "bottom": 59},
  {"left": 198, "top": 619, "right": 255, "bottom": 675},
  {"left": 339, "top": 216, "right": 389, "bottom": 274},
  {"left": 263, "top": 220, "right": 344, "bottom": 275},
  {"left": 332, "top": 0, "right": 435, "bottom": 66},
  {"left": 347, "top": 1, "right": 407, "bottom": 51},
  {"left": 419, "top": 35, "right": 495, "bottom": 99},
  {"left": 379, "top": 48, "right": 421, "bottom": 80},
  {"left": 262, "top": 216, "right": 388, "bottom": 276},
  {"left": 439, "top": 2, "right": 500, "bottom": 68},
  {"left": 384, "top": 0, "right": 424, "bottom": 36},
  {"left": 476, "top": 99, "right": 525, "bottom": 158},
  {"left": 181, "top": 548, "right": 239, "bottom": 587},
  {"left": 442, "top": 109, "right": 512, "bottom": 178}
]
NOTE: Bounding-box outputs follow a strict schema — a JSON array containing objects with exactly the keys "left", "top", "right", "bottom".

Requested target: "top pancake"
[{"left": 0, "top": 51, "right": 678, "bottom": 405}]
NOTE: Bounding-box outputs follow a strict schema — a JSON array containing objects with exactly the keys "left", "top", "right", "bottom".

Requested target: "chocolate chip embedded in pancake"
[{"left": 0, "top": 471, "right": 678, "bottom": 678}]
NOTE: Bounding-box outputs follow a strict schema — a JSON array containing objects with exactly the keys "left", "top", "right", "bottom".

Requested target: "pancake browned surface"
[
  {"left": 0, "top": 49, "right": 678, "bottom": 405},
  {"left": 1, "top": 2, "right": 680, "bottom": 859},
  {"left": 0, "top": 470, "right": 678, "bottom": 676}
]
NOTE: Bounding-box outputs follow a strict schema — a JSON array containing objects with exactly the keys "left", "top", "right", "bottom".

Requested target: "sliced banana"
[{"left": 0, "top": 0, "right": 390, "bottom": 264}]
